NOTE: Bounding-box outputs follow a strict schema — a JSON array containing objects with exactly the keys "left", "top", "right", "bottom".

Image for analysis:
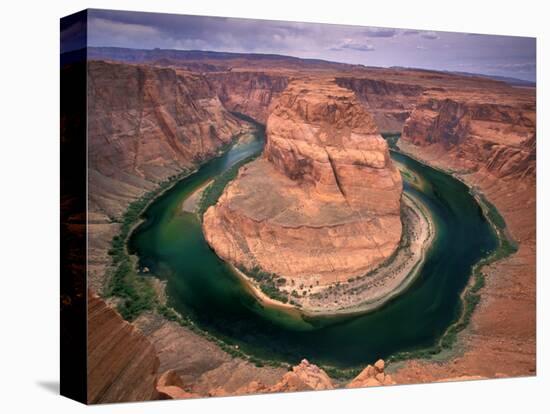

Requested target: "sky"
[{"left": 82, "top": 9, "right": 536, "bottom": 81}]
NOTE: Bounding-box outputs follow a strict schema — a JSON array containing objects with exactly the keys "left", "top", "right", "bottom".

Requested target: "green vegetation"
[
  {"left": 102, "top": 127, "right": 288, "bottom": 369},
  {"left": 476, "top": 192, "right": 507, "bottom": 230},
  {"left": 322, "top": 366, "right": 362, "bottom": 381},
  {"left": 197, "top": 153, "right": 260, "bottom": 217},
  {"left": 105, "top": 169, "right": 191, "bottom": 320},
  {"left": 236, "top": 264, "right": 290, "bottom": 303},
  {"left": 105, "top": 127, "right": 262, "bottom": 321}
]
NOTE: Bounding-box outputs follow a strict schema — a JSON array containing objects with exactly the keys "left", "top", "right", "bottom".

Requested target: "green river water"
[{"left": 128, "top": 127, "right": 498, "bottom": 369}]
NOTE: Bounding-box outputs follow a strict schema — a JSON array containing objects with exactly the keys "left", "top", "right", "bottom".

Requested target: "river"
[{"left": 128, "top": 126, "right": 498, "bottom": 369}]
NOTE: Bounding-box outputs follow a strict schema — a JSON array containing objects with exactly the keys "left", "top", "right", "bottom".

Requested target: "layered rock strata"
[
  {"left": 85, "top": 60, "right": 251, "bottom": 291},
  {"left": 401, "top": 88, "right": 535, "bottom": 180},
  {"left": 393, "top": 86, "right": 536, "bottom": 383},
  {"left": 203, "top": 80, "right": 403, "bottom": 290},
  {"left": 87, "top": 60, "right": 249, "bottom": 219},
  {"left": 87, "top": 293, "right": 159, "bottom": 404}
]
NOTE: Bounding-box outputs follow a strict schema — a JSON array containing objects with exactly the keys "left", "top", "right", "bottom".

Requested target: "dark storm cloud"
[{"left": 87, "top": 9, "right": 536, "bottom": 81}]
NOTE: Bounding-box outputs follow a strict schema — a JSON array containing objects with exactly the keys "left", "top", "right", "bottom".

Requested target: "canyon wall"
[
  {"left": 204, "top": 71, "right": 426, "bottom": 132},
  {"left": 86, "top": 60, "right": 251, "bottom": 291},
  {"left": 394, "top": 85, "right": 536, "bottom": 382},
  {"left": 401, "top": 88, "right": 536, "bottom": 180},
  {"left": 335, "top": 77, "right": 425, "bottom": 133},
  {"left": 203, "top": 79, "right": 403, "bottom": 285},
  {"left": 205, "top": 71, "right": 289, "bottom": 123},
  {"left": 87, "top": 293, "right": 159, "bottom": 404},
  {"left": 87, "top": 60, "right": 250, "bottom": 218}
]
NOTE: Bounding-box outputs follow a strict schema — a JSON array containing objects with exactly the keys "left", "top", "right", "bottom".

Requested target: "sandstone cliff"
[
  {"left": 87, "top": 60, "right": 249, "bottom": 219},
  {"left": 335, "top": 77, "right": 425, "bottom": 133},
  {"left": 394, "top": 85, "right": 536, "bottom": 383},
  {"left": 203, "top": 79, "right": 403, "bottom": 289},
  {"left": 401, "top": 88, "right": 536, "bottom": 181},
  {"left": 87, "top": 293, "right": 159, "bottom": 404},
  {"left": 86, "top": 60, "right": 251, "bottom": 291},
  {"left": 205, "top": 71, "right": 289, "bottom": 123}
]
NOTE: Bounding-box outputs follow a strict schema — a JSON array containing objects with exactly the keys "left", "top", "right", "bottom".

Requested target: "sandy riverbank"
[{"left": 181, "top": 180, "right": 213, "bottom": 213}]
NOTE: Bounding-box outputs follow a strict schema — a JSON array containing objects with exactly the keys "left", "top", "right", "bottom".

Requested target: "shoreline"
[
  {"left": 181, "top": 179, "right": 213, "bottom": 213},
  {"left": 227, "top": 192, "right": 436, "bottom": 317}
]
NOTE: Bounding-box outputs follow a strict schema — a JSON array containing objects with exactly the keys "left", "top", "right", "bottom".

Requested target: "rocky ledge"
[{"left": 203, "top": 79, "right": 403, "bottom": 309}]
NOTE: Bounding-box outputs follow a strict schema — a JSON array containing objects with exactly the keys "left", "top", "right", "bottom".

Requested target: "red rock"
[
  {"left": 269, "top": 359, "right": 334, "bottom": 392},
  {"left": 87, "top": 292, "right": 159, "bottom": 404},
  {"left": 157, "top": 369, "right": 184, "bottom": 388},
  {"left": 156, "top": 386, "right": 197, "bottom": 400},
  {"left": 374, "top": 359, "right": 385, "bottom": 373},
  {"left": 203, "top": 79, "right": 403, "bottom": 297}
]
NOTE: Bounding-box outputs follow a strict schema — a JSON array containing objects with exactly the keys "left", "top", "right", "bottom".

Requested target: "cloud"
[
  {"left": 84, "top": 9, "right": 536, "bottom": 81},
  {"left": 330, "top": 39, "right": 376, "bottom": 52},
  {"left": 362, "top": 27, "right": 397, "bottom": 38},
  {"left": 421, "top": 31, "right": 440, "bottom": 40}
]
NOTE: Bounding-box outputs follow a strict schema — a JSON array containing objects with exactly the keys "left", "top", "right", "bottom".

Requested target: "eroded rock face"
[
  {"left": 269, "top": 359, "right": 334, "bottom": 392},
  {"left": 87, "top": 293, "right": 159, "bottom": 404},
  {"left": 335, "top": 77, "right": 425, "bottom": 133},
  {"left": 206, "top": 71, "right": 289, "bottom": 123},
  {"left": 156, "top": 370, "right": 198, "bottom": 400},
  {"left": 203, "top": 79, "right": 402, "bottom": 285},
  {"left": 347, "top": 359, "right": 395, "bottom": 388},
  {"left": 401, "top": 89, "right": 536, "bottom": 180},
  {"left": 224, "top": 358, "right": 393, "bottom": 396},
  {"left": 394, "top": 85, "right": 536, "bottom": 384},
  {"left": 265, "top": 81, "right": 402, "bottom": 214},
  {"left": 87, "top": 60, "right": 249, "bottom": 219},
  {"left": 86, "top": 60, "right": 250, "bottom": 291}
]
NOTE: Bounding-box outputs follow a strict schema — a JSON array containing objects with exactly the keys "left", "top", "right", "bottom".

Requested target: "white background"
[{"left": 0, "top": 0, "right": 547, "bottom": 412}]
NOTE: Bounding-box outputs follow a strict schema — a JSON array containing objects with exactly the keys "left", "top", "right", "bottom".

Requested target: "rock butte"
[{"left": 203, "top": 79, "right": 403, "bottom": 287}]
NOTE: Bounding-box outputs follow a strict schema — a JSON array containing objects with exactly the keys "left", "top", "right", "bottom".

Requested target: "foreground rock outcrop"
[
  {"left": 87, "top": 293, "right": 159, "bottom": 404},
  {"left": 204, "top": 79, "right": 403, "bottom": 295},
  {"left": 229, "top": 358, "right": 394, "bottom": 397},
  {"left": 347, "top": 359, "right": 395, "bottom": 388},
  {"left": 269, "top": 359, "right": 334, "bottom": 392},
  {"left": 156, "top": 370, "right": 198, "bottom": 400}
]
